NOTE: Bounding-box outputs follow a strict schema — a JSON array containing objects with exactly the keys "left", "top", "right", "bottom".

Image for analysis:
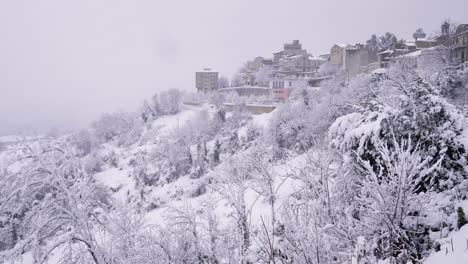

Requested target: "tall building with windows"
[
  {"left": 452, "top": 24, "right": 468, "bottom": 64},
  {"left": 196, "top": 69, "right": 218, "bottom": 92}
]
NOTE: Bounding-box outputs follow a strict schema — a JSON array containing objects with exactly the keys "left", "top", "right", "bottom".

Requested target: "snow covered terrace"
[{"left": 218, "top": 86, "right": 271, "bottom": 97}]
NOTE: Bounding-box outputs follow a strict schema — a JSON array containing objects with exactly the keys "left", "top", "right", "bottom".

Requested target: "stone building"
[
  {"left": 452, "top": 24, "right": 468, "bottom": 63},
  {"left": 195, "top": 69, "right": 218, "bottom": 92},
  {"left": 330, "top": 44, "right": 347, "bottom": 65},
  {"left": 329, "top": 43, "right": 370, "bottom": 78},
  {"left": 435, "top": 21, "right": 452, "bottom": 47},
  {"left": 414, "top": 38, "right": 438, "bottom": 49},
  {"left": 343, "top": 44, "right": 369, "bottom": 79},
  {"left": 276, "top": 54, "right": 325, "bottom": 74},
  {"left": 273, "top": 40, "right": 307, "bottom": 63}
]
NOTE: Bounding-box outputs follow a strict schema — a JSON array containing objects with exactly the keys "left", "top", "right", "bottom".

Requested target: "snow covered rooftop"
[
  {"left": 335, "top": 43, "right": 349, "bottom": 48},
  {"left": 372, "top": 68, "right": 387, "bottom": 74},
  {"left": 403, "top": 50, "right": 422, "bottom": 58}
]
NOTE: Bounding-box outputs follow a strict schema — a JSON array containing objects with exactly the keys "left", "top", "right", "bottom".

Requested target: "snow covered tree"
[
  {"left": 106, "top": 203, "right": 146, "bottom": 263},
  {"left": 69, "top": 129, "right": 97, "bottom": 157},
  {"left": 357, "top": 136, "right": 440, "bottom": 261},
  {"left": 212, "top": 139, "right": 221, "bottom": 165},
  {"left": 413, "top": 28, "right": 426, "bottom": 41},
  {"left": 0, "top": 141, "right": 111, "bottom": 264},
  {"left": 218, "top": 76, "right": 230, "bottom": 88},
  {"left": 212, "top": 156, "right": 252, "bottom": 263},
  {"left": 247, "top": 149, "right": 289, "bottom": 263},
  {"left": 379, "top": 32, "right": 399, "bottom": 50},
  {"left": 366, "top": 34, "right": 380, "bottom": 61},
  {"left": 159, "top": 89, "right": 182, "bottom": 115},
  {"left": 92, "top": 112, "right": 141, "bottom": 146},
  {"left": 152, "top": 93, "right": 162, "bottom": 116},
  {"left": 457, "top": 207, "right": 467, "bottom": 229},
  {"left": 141, "top": 99, "right": 157, "bottom": 123}
]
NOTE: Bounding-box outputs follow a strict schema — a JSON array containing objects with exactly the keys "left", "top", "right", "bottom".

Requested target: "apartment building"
[{"left": 196, "top": 69, "right": 218, "bottom": 92}]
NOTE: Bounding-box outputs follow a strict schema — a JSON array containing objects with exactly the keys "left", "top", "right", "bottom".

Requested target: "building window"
[{"left": 289, "top": 81, "right": 292, "bottom": 87}]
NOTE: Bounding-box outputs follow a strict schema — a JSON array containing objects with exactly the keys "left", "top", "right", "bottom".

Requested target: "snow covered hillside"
[{"left": 2, "top": 61, "right": 468, "bottom": 264}]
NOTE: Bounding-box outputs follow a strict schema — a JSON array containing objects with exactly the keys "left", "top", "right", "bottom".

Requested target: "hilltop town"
[{"left": 196, "top": 21, "right": 468, "bottom": 107}]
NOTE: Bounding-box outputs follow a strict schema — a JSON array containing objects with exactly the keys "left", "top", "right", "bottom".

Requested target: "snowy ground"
[
  {"left": 424, "top": 225, "right": 468, "bottom": 264},
  {"left": 92, "top": 104, "right": 301, "bottom": 236}
]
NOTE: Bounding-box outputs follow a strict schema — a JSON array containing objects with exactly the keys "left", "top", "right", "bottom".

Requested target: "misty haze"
[{"left": 1, "top": 0, "right": 468, "bottom": 263}]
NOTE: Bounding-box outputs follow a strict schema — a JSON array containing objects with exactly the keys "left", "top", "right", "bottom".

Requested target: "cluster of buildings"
[
  {"left": 196, "top": 40, "right": 327, "bottom": 101},
  {"left": 195, "top": 22, "right": 468, "bottom": 102},
  {"left": 328, "top": 22, "right": 468, "bottom": 80}
]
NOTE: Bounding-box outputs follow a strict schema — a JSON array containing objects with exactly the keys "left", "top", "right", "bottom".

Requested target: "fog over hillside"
[{"left": 1, "top": 0, "right": 467, "bottom": 135}]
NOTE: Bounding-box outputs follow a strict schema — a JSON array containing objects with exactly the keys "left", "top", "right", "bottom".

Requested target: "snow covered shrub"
[
  {"left": 140, "top": 99, "right": 158, "bottom": 123},
  {"left": 207, "top": 91, "right": 225, "bottom": 108},
  {"left": 355, "top": 137, "right": 441, "bottom": 262},
  {"left": 437, "top": 63, "right": 468, "bottom": 106},
  {"left": 268, "top": 101, "right": 309, "bottom": 158},
  {"left": 239, "top": 123, "right": 261, "bottom": 148},
  {"left": 417, "top": 46, "right": 450, "bottom": 82},
  {"left": 0, "top": 212, "right": 18, "bottom": 252},
  {"left": 131, "top": 128, "right": 195, "bottom": 189},
  {"left": 132, "top": 152, "right": 158, "bottom": 188},
  {"left": 116, "top": 117, "right": 143, "bottom": 146},
  {"left": 330, "top": 76, "right": 467, "bottom": 193},
  {"left": 103, "top": 150, "right": 119, "bottom": 168},
  {"left": 106, "top": 203, "right": 146, "bottom": 263},
  {"left": 92, "top": 112, "right": 141, "bottom": 145},
  {"left": 223, "top": 104, "right": 251, "bottom": 133},
  {"left": 268, "top": 87, "right": 338, "bottom": 157},
  {"left": 190, "top": 181, "right": 207, "bottom": 197},
  {"left": 190, "top": 141, "right": 209, "bottom": 179},
  {"left": 176, "top": 109, "right": 217, "bottom": 144},
  {"left": 69, "top": 129, "right": 97, "bottom": 157},
  {"left": 83, "top": 151, "right": 104, "bottom": 174}
]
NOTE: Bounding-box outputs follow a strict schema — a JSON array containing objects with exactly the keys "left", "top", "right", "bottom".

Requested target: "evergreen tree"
[
  {"left": 203, "top": 141, "right": 208, "bottom": 162},
  {"left": 213, "top": 140, "right": 221, "bottom": 164},
  {"left": 187, "top": 147, "right": 193, "bottom": 167},
  {"left": 457, "top": 207, "right": 467, "bottom": 229}
]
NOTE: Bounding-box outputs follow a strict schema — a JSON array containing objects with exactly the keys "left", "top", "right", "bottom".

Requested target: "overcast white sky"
[{"left": 1, "top": 0, "right": 467, "bottom": 135}]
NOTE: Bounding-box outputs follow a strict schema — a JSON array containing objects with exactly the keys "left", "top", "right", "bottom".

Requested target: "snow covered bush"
[
  {"left": 83, "top": 151, "right": 104, "bottom": 174},
  {"left": 92, "top": 112, "right": 142, "bottom": 146},
  {"left": 328, "top": 62, "right": 468, "bottom": 262},
  {"left": 330, "top": 74, "right": 467, "bottom": 193}
]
